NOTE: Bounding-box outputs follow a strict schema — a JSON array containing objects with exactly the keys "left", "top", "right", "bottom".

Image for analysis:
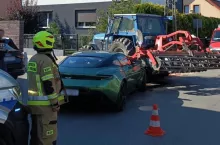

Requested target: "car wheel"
[
  {"left": 114, "top": 81, "right": 127, "bottom": 112},
  {"left": 138, "top": 70, "right": 147, "bottom": 92}
]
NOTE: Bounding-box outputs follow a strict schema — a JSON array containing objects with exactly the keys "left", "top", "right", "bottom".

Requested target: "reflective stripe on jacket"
[{"left": 27, "top": 53, "right": 64, "bottom": 114}]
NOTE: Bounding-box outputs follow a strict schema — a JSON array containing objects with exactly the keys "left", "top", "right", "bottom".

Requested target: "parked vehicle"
[
  {"left": 0, "top": 42, "right": 26, "bottom": 79},
  {"left": 209, "top": 26, "right": 220, "bottom": 52},
  {"left": 0, "top": 69, "right": 29, "bottom": 145},
  {"left": 59, "top": 51, "right": 147, "bottom": 111}
]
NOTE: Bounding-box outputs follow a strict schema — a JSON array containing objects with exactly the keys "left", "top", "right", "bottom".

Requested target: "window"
[
  {"left": 61, "top": 56, "right": 104, "bottom": 68},
  {"left": 76, "top": 10, "right": 97, "bottom": 28},
  {"left": 212, "top": 30, "right": 220, "bottom": 41},
  {"left": 111, "top": 18, "right": 121, "bottom": 33},
  {"left": 193, "top": 5, "right": 200, "bottom": 14},
  {"left": 119, "top": 17, "right": 135, "bottom": 32},
  {"left": 37, "top": 11, "right": 52, "bottom": 28},
  {"left": 184, "top": 5, "right": 189, "bottom": 14},
  {"left": 137, "top": 17, "right": 162, "bottom": 34}
]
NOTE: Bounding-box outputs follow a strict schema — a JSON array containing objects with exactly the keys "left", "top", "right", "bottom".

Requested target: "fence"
[{"left": 24, "top": 34, "right": 93, "bottom": 51}]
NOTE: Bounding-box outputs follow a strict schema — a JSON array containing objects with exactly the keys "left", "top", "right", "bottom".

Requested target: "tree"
[
  {"left": 46, "top": 22, "right": 61, "bottom": 35},
  {"left": 94, "top": 0, "right": 137, "bottom": 33},
  {"left": 7, "top": 0, "right": 39, "bottom": 33}
]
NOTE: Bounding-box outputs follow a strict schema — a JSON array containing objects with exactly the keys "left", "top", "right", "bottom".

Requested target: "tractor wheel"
[{"left": 109, "top": 38, "right": 135, "bottom": 56}]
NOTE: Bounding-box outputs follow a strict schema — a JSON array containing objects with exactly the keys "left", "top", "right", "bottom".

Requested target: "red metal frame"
[
  {"left": 154, "top": 30, "right": 204, "bottom": 51},
  {"left": 128, "top": 31, "right": 210, "bottom": 68}
]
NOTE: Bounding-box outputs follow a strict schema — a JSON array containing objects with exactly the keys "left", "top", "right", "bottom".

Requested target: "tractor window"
[
  {"left": 212, "top": 30, "right": 220, "bottom": 41},
  {"left": 137, "top": 17, "right": 162, "bottom": 34},
  {"left": 119, "top": 17, "right": 134, "bottom": 32},
  {"left": 111, "top": 18, "right": 121, "bottom": 33}
]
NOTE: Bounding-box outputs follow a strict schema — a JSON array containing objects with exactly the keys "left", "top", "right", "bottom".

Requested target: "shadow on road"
[{"left": 17, "top": 74, "right": 220, "bottom": 145}]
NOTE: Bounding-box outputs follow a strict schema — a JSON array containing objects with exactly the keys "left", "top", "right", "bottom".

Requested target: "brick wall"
[{"left": 0, "top": 20, "right": 24, "bottom": 51}]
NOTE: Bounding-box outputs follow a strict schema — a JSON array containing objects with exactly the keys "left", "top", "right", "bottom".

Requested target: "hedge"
[{"left": 135, "top": 3, "right": 220, "bottom": 38}]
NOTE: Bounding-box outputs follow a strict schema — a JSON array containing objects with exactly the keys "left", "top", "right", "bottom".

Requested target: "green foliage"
[
  {"left": 135, "top": 2, "right": 220, "bottom": 37},
  {"left": 94, "top": 0, "right": 137, "bottom": 33},
  {"left": 46, "top": 22, "right": 61, "bottom": 35}
]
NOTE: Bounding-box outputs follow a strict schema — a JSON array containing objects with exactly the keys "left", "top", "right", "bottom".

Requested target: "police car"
[
  {"left": 0, "top": 38, "right": 26, "bottom": 79},
  {"left": 0, "top": 69, "right": 29, "bottom": 145}
]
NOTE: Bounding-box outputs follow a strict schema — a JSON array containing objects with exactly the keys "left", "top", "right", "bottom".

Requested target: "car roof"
[{"left": 71, "top": 51, "right": 118, "bottom": 58}]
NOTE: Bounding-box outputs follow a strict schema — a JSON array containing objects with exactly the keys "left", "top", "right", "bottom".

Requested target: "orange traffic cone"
[{"left": 144, "top": 104, "right": 165, "bottom": 136}]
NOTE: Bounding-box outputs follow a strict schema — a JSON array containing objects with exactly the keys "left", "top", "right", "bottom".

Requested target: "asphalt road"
[{"left": 18, "top": 70, "right": 220, "bottom": 145}]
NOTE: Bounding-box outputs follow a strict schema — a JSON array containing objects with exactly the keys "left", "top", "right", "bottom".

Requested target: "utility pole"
[{"left": 164, "top": 0, "right": 177, "bottom": 32}]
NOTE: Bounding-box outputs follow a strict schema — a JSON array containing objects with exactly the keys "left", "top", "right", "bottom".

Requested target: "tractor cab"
[{"left": 104, "top": 14, "right": 167, "bottom": 55}]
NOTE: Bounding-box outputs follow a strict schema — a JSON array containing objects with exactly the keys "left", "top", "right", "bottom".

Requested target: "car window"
[
  {"left": 117, "top": 55, "right": 130, "bottom": 66},
  {"left": 61, "top": 56, "right": 104, "bottom": 68}
]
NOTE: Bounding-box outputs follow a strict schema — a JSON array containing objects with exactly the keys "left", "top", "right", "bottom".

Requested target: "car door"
[
  {"left": 116, "top": 54, "right": 137, "bottom": 91},
  {"left": 130, "top": 59, "right": 144, "bottom": 84}
]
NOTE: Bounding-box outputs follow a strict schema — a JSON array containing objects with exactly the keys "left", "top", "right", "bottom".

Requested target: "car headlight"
[{"left": 0, "top": 87, "right": 21, "bottom": 102}]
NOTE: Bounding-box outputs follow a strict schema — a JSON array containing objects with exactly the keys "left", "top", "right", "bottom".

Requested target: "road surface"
[{"left": 18, "top": 70, "right": 220, "bottom": 145}]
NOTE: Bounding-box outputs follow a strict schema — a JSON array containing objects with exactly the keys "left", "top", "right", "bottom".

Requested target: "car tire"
[
  {"left": 114, "top": 81, "right": 127, "bottom": 112},
  {"left": 138, "top": 70, "right": 147, "bottom": 92}
]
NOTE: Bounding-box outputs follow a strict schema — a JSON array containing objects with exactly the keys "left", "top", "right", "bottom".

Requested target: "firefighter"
[{"left": 27, "top": 31, "right": 68, "bottom": 145}]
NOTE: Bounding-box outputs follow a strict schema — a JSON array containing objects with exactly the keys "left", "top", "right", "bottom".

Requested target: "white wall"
[{"left": 35, "top": 0, "right": 112, "bottom": 5}]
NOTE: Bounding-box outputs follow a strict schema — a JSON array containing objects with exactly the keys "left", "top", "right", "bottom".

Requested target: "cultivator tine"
[{"left": 153, "top": 52, "right": 220, "bottom": 73}]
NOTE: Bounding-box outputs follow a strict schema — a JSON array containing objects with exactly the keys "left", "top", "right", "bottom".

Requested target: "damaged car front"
[{"left": 0, "top": 69, "right": 29, "bottom": 145}]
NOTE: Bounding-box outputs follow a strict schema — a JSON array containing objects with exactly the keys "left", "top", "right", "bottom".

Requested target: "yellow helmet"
[{"left": 33, "top": 31, "right": 55, "bottom": 49}]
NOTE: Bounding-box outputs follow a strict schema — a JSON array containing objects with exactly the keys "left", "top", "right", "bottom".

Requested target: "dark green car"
[{"left": 59, "top": 51, "right": 147, "bottom": 111}]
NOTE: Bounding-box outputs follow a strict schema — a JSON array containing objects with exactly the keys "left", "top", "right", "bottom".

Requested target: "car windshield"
[
  {"left": 0, "top": 69, "right": 17, "bottom": 89},
  {"left": 212, "top": 30, "right": 220, "bottom": 41},
  {"left": 61, "top": 56, "right": 104, "bottom": 68}
]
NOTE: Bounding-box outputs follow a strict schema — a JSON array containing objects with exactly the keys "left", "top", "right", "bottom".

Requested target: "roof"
[
  {"left": 206, "top": 0, "right": 220, "bottom": 10},
  {"left": 71, "top": 51, "right": 116, "bottom": 58}
]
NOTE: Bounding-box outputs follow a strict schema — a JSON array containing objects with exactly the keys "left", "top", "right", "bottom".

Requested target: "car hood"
[
  {"left": 210, "top": 42, "right": 220, "bottom": 48},
  {"left": 0, "top": 69, "right": 18, "bottom": 89}
]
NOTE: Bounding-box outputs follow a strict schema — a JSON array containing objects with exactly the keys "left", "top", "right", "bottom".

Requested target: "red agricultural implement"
[{"left": 129, "top": 30, "right": 220, "bottom": 74}]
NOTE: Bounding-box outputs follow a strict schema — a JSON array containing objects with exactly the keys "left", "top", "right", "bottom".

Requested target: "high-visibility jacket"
[{"left": 27, "top": 53, "right": 66, "bottom": 114}]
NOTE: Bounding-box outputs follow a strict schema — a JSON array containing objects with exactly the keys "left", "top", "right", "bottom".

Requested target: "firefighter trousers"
[{"left": 29, "top": 111, "right": 58, "bottom": 145}]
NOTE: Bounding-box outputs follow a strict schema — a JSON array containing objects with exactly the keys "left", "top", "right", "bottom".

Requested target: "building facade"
[
  {"left": 36, "top": 0, "right": 112, "bottom": 35},
  {"left": 183, "top": 0, "right": 220, "bottom": 18}
]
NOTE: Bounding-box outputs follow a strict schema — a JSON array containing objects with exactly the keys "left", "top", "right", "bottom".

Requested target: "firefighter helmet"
[{"left": 33, "top": 31, "right": 55, "bottom": 49}]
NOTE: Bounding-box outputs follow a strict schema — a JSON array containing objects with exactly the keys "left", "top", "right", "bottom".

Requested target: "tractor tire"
[{"left": 109, "top": 38, "right": 135, "bottom": 56}]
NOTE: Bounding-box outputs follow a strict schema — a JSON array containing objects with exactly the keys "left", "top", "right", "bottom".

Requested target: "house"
[
  {"left": 0, "top": 0, "right": 21, "bottom": 19},
  {"left": 183, "top": 0, "right": 220, "bottom": 18},
  {"left": 36, "top": 0, "right": 113, "bottom": 35},
  {"left": 141, "top": 0, "right": 184, "bottom": 13}
]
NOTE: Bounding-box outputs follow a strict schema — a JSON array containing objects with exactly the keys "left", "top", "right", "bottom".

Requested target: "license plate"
[
  {"left": 4, "top": 56, "right": 16, "bottom": 62},
  {"left": 66, "top": 89, "right": 79, "bottom": 96}
]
